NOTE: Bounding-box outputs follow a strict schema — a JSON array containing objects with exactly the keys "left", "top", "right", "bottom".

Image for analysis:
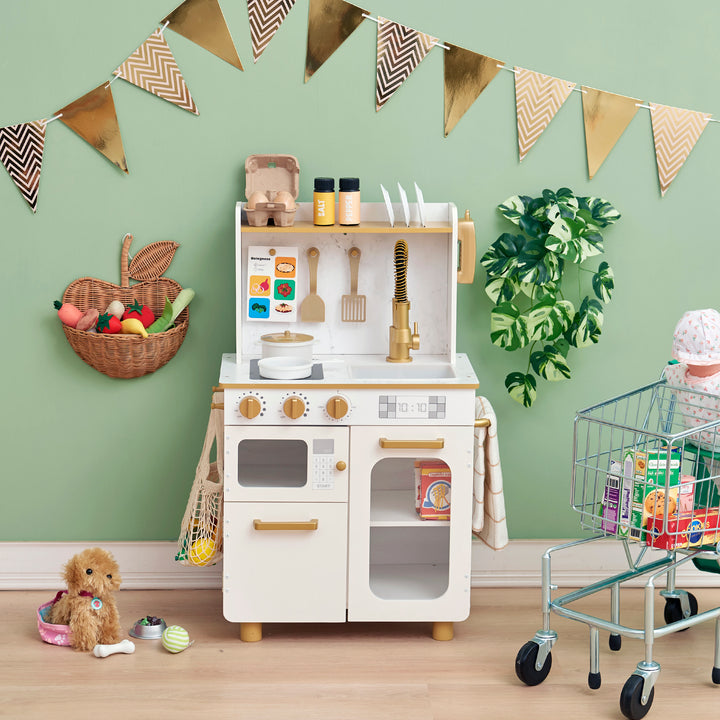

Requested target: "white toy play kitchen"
[{"left": 218, "top": 199, "right": 479, "bottom": 642}]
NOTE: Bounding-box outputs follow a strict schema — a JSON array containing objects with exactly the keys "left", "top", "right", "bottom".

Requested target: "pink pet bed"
[{"left": 37, "top": 598, "right": 72, "bottom": 646}]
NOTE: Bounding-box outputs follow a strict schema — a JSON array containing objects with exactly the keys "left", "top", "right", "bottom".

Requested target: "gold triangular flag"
[
  {"left": 163, "top": 0, "right": 243, "bottom": 71},
  {"left": 582, "top": 87, "right": 640, "bottom": 179},
  {"left": 444, "top": 44, "right": 502, "bottom": 137},
  {"left": 650, "top": 102, "right": 711, "bottom": 196},
  {"left": 305, "top": 0, "right": 367, "bottom": 83},
  {"left": 514, "top": 67, "right": 575, "bottom": 161},
  {"left": 115, "top": 29, "right": 199, "bottom": 114},
  {"left": 376, "top": 18, "right": 436, "bottom": 111},
  {"left": 57, "top": 84, "right": 128, "bottom": 173}
]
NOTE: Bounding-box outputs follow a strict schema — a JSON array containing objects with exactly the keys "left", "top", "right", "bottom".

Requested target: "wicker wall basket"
[{"left": 61, "top": 233, "right": 189, "bottom": 379}]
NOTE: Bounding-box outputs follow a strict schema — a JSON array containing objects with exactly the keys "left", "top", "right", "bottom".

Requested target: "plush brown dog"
[{"left": 47, "top": 547, "right": 123, "bottom": 651}]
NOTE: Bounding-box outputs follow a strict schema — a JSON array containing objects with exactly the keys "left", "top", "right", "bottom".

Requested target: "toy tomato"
[{"left": 123, "top": 300, "right": 155, "bottom": 328}]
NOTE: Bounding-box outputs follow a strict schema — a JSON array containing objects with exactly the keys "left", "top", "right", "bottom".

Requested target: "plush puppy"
[{"left": 47, "top": 547, "right": 123, "bottom": 651}]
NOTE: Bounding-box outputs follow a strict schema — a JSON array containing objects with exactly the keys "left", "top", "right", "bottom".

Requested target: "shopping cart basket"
[{"left": 515, "top": 378, "right": 720, "bottom": 719}]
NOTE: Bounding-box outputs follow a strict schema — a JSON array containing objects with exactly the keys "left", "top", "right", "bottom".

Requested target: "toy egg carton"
[{"left": 244, "top": 154, "right": 299, "bottom": 227}]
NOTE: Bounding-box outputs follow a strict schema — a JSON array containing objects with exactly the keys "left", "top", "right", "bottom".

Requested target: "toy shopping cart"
[{"left": 515, "top": 377, "right": 720, "bottom": 719}]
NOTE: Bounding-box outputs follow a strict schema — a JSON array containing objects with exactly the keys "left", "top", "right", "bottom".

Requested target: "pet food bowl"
[
  {"left": 37, "top": 600, "right": 72, "bottom": 646},
  {"left": 129, "top": 616, "right": 167, "bottom": 639}
]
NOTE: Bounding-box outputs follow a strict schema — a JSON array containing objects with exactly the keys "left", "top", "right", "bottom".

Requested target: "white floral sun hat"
[{"left": 672, "top": 309, "right": 720, "bottom": 366}]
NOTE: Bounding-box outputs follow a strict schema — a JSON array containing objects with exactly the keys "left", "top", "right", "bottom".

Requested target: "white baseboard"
[{"left": 2, "top": 539, "right": 720, "bottom": 591}]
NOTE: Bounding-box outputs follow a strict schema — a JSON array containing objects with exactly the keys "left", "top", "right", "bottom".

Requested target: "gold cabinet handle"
[
  {"left": 457, "top": 209, "right": 476, "bottom": 284},
  {"left": 379, "top": 438, "right": 445, "bottom": 449},
  {"left": 253, "top": 519, "right": 319, "bottom": 531}
]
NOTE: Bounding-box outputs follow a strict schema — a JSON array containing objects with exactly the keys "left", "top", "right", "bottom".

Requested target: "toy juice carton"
[
  {"left": 646, "top": 507, "right": 720, "bottom": 549},
  {"left": 678, "top": 474, "right": 696, "bottom": 513},
  {"left": 627, "top": 447, "right": 681, "bottom": 541},
  {"left": 601, "top": 460, "right": 633, "bottom": 536},
  {"left": 416, "top": 461, "right": 451, "bottom": 520}
]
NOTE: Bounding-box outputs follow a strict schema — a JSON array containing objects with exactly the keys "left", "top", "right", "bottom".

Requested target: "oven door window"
[{"left": 236, "top": 439, "right": 308, "bottom": 488}]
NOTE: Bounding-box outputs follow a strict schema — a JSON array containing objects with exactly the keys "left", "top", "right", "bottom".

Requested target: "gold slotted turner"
[
  {"left": 300, "top": 247, "right": 325, "bottom": 322},
  {"left": 341, "top": 247, "right": 366, "bottom": 322}
]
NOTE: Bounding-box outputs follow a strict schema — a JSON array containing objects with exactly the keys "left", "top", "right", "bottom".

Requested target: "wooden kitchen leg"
[
  {"left": 432, "top": 621, "right": 454, "bottom": 641},
  {"left": 240, "top": 622, "right": 262, "bottom": 642}
]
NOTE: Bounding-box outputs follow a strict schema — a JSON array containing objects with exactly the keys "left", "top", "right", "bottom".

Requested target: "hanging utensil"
[
  {"left": 299, "top": 247, "right": 325, "bottom": 322},
  {"left": 341, "top": 247, "right": 366, "bottom": 323}
]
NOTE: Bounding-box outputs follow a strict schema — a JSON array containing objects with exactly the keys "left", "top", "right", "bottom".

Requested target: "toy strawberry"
[{"left": 123, "top": 299, "right": 155, "bottom": 328}]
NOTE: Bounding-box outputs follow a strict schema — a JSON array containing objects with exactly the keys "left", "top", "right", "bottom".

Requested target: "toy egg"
[
  {"left": 162, "top": 625, "right": 192, "bottom": 653},
  {"left": 189, "top": 537, "right": 216, "bottom": 567},
  {"left": 246, "top": 191, "right": 268, "bottom": 209},
  {"left": 273, "top": 190, "right": 296, "bottom": 210}
]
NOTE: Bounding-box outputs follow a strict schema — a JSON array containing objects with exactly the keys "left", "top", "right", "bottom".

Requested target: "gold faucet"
[{"left": 387, "top": 240, "right": 419, "bottom": 363}]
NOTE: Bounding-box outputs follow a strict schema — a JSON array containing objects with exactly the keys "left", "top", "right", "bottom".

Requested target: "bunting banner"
[
  {"left": 582, "top": 87, "right": 640, "bottom": 179},
  {"left": 163, "top": 0, "right": 243, "bottom": 70},
  {"left": 650, "top": 102, "right": 711, "bottom": 196},
  {"left": 443, "top": 44, "right": 502, "bottom": 137},
  {"left": 305, "top": 0, "right": 367, "bottom": 83},
  {"left": 376, "top": 18, "right": 436, "bottom": 112},
  {"left": 248, "top": 0, "right": 298, "bottom": 63},
  {"left": 514, "top": 67, "right": 575, "bottom": 161},
  {"left": 114, "top": 28, "right": 199, "bottom": 115},
  {"left": 0, "top": 120, "right": 46, "bottom": 213},
  {"left": 57, "top": 84, "right": 128, "bottom": 173}
]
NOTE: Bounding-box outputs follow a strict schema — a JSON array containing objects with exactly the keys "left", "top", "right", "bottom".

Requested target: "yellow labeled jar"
[{"left": 313, "top": 177, "right": 335, "bottom": 226}]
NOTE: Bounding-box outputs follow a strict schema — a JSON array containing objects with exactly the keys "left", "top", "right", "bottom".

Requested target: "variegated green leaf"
[
  {"left": 530, "top": 345, "right": 572, "bottom": 381},
  {"left": 490, "top": 302, "right": 530, "bottom": 350},
  {"left": 480, "top": 233, "right": 525, "bottom": 278},
  {"left": 526, "top": 295, "right": 575, "bottom": 342},
  {"left": 485, "top": 275, "right": 520, "bottom": 304},
  {"left": 592, "top": 261, "right": 614, "bottom": 302},
  {"left": 570, "top": 298, "right": 604, "bottom": 348},
  {"left": 505, "top": 372, "right": 537, "bottom": 407},
  {"left": 497, "top": 196, "right": 528, "bottom": 225},
  {"left": 577, "top": 196, "right": 621, "bottom": 227},
  {"left": 516, "top": 239, "right": 561, "bottom": 285}
]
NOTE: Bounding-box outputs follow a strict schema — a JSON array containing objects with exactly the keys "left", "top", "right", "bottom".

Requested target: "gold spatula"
[
  {"left": 300, "top": 247, "right": 325, "bottom": 322},
  {"left": 341, "top": 247, "right": 366, "bottom": 322}
]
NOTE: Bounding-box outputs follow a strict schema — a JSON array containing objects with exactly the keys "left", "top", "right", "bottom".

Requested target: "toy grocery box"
[
  {"left": 601, "top": 459, "right": 633, "bottom": 536},
  {"left": 627, "top": 447, "right": 681, "bottom": 542},
  {"left": 646, "top": 507, "right": 720, "bottom": 549},
  {"left": 415, "top": 460, "right": 451, "bottom": 520}
]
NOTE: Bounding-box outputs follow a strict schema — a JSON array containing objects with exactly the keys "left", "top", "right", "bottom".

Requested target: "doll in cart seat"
[{"left": 665, "top": 308, "right": 720, "bottom": 571}]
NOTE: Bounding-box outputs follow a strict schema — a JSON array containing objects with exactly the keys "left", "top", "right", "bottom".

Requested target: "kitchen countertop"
[{"left": 218, "top": 353, "right": 479, "bottom": 389}]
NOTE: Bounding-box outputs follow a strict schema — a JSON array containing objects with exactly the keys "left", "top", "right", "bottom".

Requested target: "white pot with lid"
[{"left": 260, "top": 330, "right": 314, "bottom": 362}]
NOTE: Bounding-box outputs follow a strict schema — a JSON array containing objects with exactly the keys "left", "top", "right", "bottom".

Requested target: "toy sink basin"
[
  {"left": 129, "top": 618, "right": 167, "bottom": 639},
  {"left": 349, "top": 363, "right": 456, "bottom": 380}
]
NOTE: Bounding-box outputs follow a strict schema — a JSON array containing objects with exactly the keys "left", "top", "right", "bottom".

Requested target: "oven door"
[{"left": 224, "top": 426, "right": 349, "bottom": 502}]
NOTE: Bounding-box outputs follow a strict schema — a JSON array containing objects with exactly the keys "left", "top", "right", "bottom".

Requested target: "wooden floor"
[{"left": 5, "top": 587, "right": 720, "bottom": 719}]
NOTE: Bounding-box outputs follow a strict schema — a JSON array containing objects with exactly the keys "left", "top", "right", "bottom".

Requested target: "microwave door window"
[{"left": 237, "top": 439, "right": 308, "bottom": 488}]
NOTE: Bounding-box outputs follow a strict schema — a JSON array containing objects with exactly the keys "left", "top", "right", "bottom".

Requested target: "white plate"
[{"left": 258, "top": 356, "right": 312, "bottom": 380}]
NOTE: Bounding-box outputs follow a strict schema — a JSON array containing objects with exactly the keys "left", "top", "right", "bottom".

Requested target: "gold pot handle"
[
  {"left": 379, "top": 438, "right": 444, "bottom": 449},
  {"left": 253, "top": 519, "right": 319, "bottom": 531},
  {"left": 457, "top": 209, "right": 476, "bottom": 284}
]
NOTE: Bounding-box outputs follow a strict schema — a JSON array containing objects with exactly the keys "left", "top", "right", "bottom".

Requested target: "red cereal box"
[{"left": 646, "top": 507, "right": 720, "bottom": 550}]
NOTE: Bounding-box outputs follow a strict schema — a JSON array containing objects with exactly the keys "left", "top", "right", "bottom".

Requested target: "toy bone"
[{"left": 93, "top": 639, "right": 136, "bottom": 658}]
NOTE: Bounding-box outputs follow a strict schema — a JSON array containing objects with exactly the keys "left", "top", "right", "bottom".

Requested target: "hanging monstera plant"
[{"left": 481, "top": 188, "right": 620, "bottom": 407}]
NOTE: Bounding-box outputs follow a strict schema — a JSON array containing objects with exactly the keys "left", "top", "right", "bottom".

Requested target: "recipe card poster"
[{"left": 247, "top": 246, "right": 298, "bottom": 321}]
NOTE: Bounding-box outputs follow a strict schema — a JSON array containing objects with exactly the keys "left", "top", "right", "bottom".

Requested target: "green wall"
[{"left": 2, "top": 0, "right": 718, "bottom": 541}]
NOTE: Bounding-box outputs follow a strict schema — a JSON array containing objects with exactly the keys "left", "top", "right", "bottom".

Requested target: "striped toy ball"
[{"left": 162, "top": 625, "right": 191, "bottom": 653}]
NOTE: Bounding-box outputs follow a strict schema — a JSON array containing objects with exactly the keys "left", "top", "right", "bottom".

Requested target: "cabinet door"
[
  {"left": 347, "top": 425, "right": 474, "bottom": 622},
  {"left": 223, "top": 502, "right": 347, "bottom": 623}
]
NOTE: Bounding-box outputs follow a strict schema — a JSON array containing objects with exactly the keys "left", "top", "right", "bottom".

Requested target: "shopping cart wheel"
[
  {"left": 663, "top": 592, "right": 698, "bottom": 628},
  {"left": 712, "top": 666, "right": 720, "bottom": 684},
  {"left": 515, "top": 640, "right": 552, "bottom": 686},
  {"left": 588, "top": 671, "right": 601, "bottom": 690},
  {"left": 609, "top": 633, "right": 622, "bottom": 651},
  {"left": 620, "top": 675, "right": 654, "bottom": 720}
]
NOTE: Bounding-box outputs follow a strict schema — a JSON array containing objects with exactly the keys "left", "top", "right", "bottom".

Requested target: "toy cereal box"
[
  {"left": 601, "top": 459, "right": 633, "bottom": 536},
  {"left": 627, "top": 447, "right": 681, "bottom": 541},
  {"left": 416, "top": 461, "right": 451, "bottom": 520},
  {"left": 646, "top": 507, "right": 720, "bottom": 549}
]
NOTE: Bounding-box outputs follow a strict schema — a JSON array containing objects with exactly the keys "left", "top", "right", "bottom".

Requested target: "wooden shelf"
[
  {"left": 369, "top": 563, "right": 450, "bottom": 600},
  {"left": 370, "top": 490, "right": 450, "bottom": 527},
  {"left": 241, "top": 220, "right": 452, "bottom": 234}
]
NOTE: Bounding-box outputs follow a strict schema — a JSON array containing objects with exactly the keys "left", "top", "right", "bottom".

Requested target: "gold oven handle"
[
  {"left": 253, "top": 519, "right": 319, "bottom": 531},
  {"left": 379, "top": 438, "right": 445, "bottom": 449},
  {"left": 457, "top": 209, "right": 476, "bottom": 285}
]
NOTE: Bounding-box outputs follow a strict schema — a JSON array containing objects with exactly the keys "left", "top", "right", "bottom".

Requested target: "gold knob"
[
  {"left": 326, "top": 395, "right": 349, "bottom": 420},
  {"left": 283, "top": 396, "right": 306, "bottom": 419},
  {"left": 239, "top": 396, "right": 261, "bottom": 419},
  {"left": 336, "top": 461, "right": 347, "bottom": 471}
]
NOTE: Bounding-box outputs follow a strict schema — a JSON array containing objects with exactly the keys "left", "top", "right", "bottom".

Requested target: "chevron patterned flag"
[
  {"left": 114, "top": 29, "right": 198, "bottom": 114},
  {"left": 376, "top": 18, "right": 437, "bottom": 112},
  {"left": 248, "top": 0, "right": 297, "bottom": 63},
  {"left": 649, "top": 102, "right": 711, "bottom": 196},
  {"left": 0, "top": 120, "right": 46, "bottom": 213},
  {"left": 514, "top": 67, "right": 575, "bottom": 161}
]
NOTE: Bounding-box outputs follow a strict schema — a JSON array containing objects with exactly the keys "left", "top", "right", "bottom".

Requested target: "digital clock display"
[{"left": 378, "top": 395, "right": 446, "bottom": 420}]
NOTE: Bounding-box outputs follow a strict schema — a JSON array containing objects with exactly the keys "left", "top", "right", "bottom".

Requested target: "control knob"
[
  {"left": 283, "top": 395, "right": 306, "bottom": 419},
  {"left": 238, "top": 395, "right": 262, "bottom": 419},
  {"left": 326, "top": 395, "right": 350, "bottom": 420}
]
